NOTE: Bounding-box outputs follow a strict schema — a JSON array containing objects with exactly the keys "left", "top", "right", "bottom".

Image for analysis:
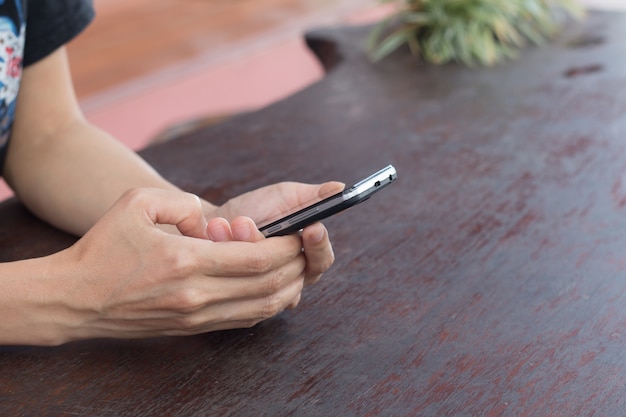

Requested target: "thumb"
[
  {"left": 138, "top": 189, "right": 208, "bottom": 239},
  {"left": 231, "top": 216, "right": 266, "bottom": 242},
  {"left": 318, "top": 181, "right": 345, "bottom": 199}
]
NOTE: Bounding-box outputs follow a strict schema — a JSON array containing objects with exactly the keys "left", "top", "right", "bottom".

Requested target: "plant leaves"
[
  {"left": 367, "top": 0, "right": 585, "bottom": 66},
  {"left": 369, "top": 27, "right": 417, "bottom": 62}
]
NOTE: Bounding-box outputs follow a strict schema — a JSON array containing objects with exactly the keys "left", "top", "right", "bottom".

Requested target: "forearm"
[
  {"left": 2, "top": 47, "right": 217, "bottom": 235},
  {"left": 0, "top": 251, "right": 79, "bottom": 345},
  {"left": 4, "top": 118, "right": 190, "bottom": 235}
]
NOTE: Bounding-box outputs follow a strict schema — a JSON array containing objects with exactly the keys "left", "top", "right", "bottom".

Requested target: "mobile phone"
[{"left": 259, "top": 165, "right": 397, "bottom": 237}]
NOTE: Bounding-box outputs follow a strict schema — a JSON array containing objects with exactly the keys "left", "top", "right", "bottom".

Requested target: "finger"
[
  {"left": 191, "top": 234, "right": 303, "bottom": 277},
  {"left": 318, "top": 181, "right": 345, "bottom": 199},
  {"left": 214, "top": 252, "right": 305, "bottom": 300},
  {"left": 279, "top": 181, "right": 346, "bottom": 217},
  {"left": 98, "top": 273, "right": 307, "bottom": 337},
  {"left": 207, "top": 217, "right": 233, "bottom": 242},
  {"left": 281, "top": 181, "right": 345, "bottom": 207},
  {"left": 301, "top": 222, "right": 335, "bottom": 285},
  {"left": 217, "top": 274, "right": 305, "bottom": 324},
  {"left": 287, "top": 291, "right": 302, "bottom": 309},
  {"left": 231, "top": 216, "right": 265, "bottom": 242},
  {"left": 241, "top": 181, "right": 346, "bottom": 225},
  {"left": 109, "top": 251, "right": 306, "bottom": 320},
  {"left": 169, "top": 275, "right": 307, "bottom": 334},
  {"left": 127, "top": 188, "right": 208, "bottom": 239}
]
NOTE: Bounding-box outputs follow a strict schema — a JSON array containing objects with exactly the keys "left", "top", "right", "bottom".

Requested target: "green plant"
[{"left": 367, "top": 0, "right": 585, "bottom": 66}]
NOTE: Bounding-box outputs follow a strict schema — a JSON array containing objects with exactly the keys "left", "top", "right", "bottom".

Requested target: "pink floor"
[{"left": 81, "top": 36, "right": 326, "bottom": 150}]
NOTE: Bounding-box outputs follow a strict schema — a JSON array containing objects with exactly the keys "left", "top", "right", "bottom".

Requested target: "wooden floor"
[{"left": 66, "top": 0, "right": 379, "bottom": 100}]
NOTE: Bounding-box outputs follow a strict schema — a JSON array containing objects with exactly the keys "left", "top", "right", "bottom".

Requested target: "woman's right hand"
[{"left": 50, "top": 188, "right": 307, "bottom": 344}]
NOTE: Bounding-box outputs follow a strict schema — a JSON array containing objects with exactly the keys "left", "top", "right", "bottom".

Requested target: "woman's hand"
[
  {"left": 207, "top": 181, "right": 345, "bottom": 285},
  {"left": 52, "top": 188, "right": 311, "bottom": 343}
]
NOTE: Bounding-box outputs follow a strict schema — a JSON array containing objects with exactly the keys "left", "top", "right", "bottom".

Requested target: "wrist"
[{"left": 0, "top": 249, "right": 90, "bottom": 346}]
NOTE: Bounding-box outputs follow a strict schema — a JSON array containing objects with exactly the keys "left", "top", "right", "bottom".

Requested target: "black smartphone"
[{"left": 259, "top": 165, "right": 397, "bottom": 237}]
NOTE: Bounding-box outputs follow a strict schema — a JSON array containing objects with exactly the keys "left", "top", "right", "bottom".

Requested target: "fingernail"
[
  {"left": 310, "top": 224, "right": 325, "bottom": 244},
  {"left": 207, "top": 217, "right": 233, "bottom": 242},
  {"left": 207, "top": 221, "right": 229, "bottom": 242}
]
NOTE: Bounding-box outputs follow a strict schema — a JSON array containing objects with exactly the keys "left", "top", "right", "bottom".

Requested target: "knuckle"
[
  {"left": 245, "top": 250, "right": 274, "bottom": 274},
  {"left": 265, "top": 271, "right": 284, "bottom": 296},
  {"left": 308, "top": 250, "right": 334, "bottom": 274},
  {"left": 320, "top": 251, "right": 336, "bottom": 272},
  {"left": 261, "top": 295, "right": 283, "bottom": 320},
  {"left": 165, "top": 249, "right": 197, "bottom": 277},
  {"left": 172, "top": 314, "right": 201, "bottom": 331},
  {"left": 121, "top": 187, "right": 149, "bottom": 205},
  {"left": 184, "top": 191, "right": 202, "bottom": 207},
  {"left": 171, "top": 287, "right": 204, "bottom": 314},
  {"left": 306, "top": 273, "right": 323, "bottom": 286}
]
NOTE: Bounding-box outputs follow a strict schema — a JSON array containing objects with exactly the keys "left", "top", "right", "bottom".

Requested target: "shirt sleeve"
[{"left": 23, "top": 0, "right": 95, "bottom": 67}]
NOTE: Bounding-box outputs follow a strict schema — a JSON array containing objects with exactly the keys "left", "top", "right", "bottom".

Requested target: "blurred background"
[
  {"left": 66, "top": 0, "right": 384, "bottom": 150},
  {"left": 0, "top": 0, "right": 623, "bottom": 200},
  {"left": 61, "top": 0, "right": 626, "bottom": 151}
]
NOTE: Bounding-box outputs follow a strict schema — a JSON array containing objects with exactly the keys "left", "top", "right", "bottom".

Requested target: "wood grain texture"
[{"left": 2, "top": 10, "right": 626, "bottom": 416}]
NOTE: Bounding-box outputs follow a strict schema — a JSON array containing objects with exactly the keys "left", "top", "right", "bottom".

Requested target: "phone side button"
[
  {"left": 288, "top": 207, "right": 320, "bottom": 225},
  {"left": 265, "top": 225, "right": 282, "bottom": 234}
]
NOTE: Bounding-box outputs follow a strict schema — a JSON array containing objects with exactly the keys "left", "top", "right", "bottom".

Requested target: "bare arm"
[
  {"left": 3, "top": 47, "right": 205, "bottom": 235},
  {"left": 0, "top": 46, "right": 338, "bottom": 346}
]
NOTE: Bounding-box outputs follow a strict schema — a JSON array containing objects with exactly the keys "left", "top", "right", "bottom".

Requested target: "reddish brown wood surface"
[{"left": 2, "top": 10, "right": 626, "bottom": 416}]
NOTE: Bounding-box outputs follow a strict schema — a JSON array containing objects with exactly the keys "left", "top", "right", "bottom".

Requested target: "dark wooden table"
[{"left": 1, "top": 10, "right": 626, "bottom": 416}]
